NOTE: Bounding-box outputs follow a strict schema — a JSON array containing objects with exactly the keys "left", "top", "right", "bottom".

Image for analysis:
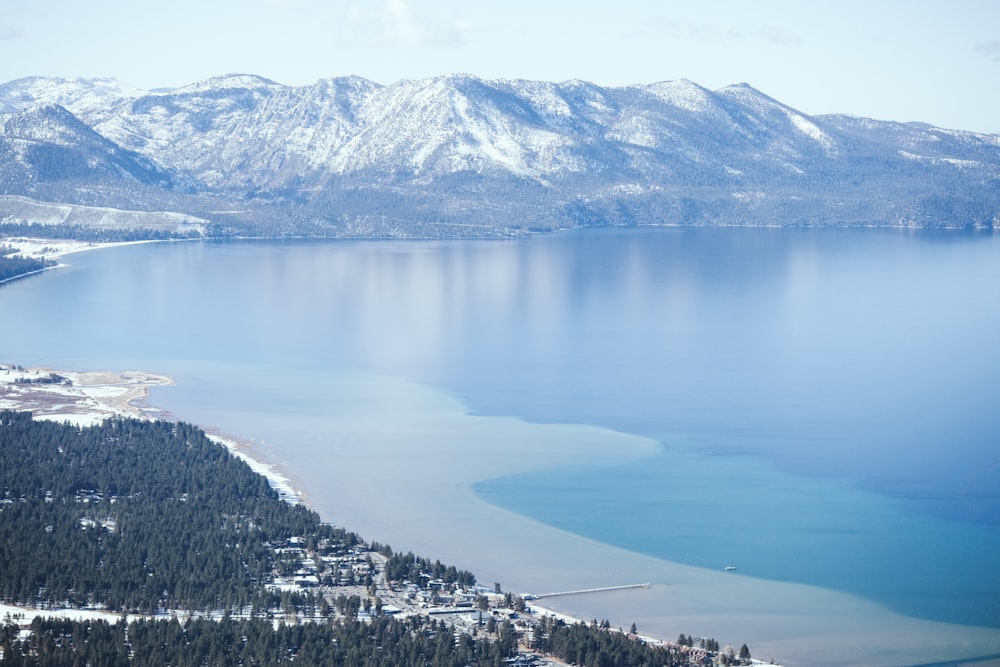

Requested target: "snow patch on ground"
[
  {"left": 0, "top": 195, "right": 208, "bottom": 233},
  {"left": 898, "top": 150, "right": 982, "bottom": 168},
  {"left": 0, "top": 602, "right": 127, "bottom": 626},
  {"left": 787, "top": 112, "right": 835, "bottom": 151},
  {"left": 206, "top": 434, "right": 302, "bottom": 506},
  {"left": 0, "top": 364, "right": 173, "bottom": 425},
  {"left": 0, "top": 237, "right": 148, "bottom": 261}
]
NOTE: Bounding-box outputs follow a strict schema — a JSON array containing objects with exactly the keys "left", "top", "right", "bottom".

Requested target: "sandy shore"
[
  {"left": 0, "top": 364, "right": 174, "bottom": 426},
  {"left": 3, "top": 364, "right": 1000, "bottom": 667}
]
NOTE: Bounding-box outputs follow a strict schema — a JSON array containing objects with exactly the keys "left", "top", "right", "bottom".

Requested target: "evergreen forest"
[{"left": 0, "top": 246, "right": 51, "bottom": 283}]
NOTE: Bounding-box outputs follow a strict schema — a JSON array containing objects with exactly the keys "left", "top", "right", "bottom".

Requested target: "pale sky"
[{"left": 1, "top": 0, "right": 999, "bottom": 133}]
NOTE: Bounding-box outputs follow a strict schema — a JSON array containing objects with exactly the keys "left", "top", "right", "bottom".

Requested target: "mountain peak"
[
  {"left": 0, "top": 103, "right": 173, "bottom": 190},
  {"left": 0, "top": 77, "right": 146, "bottom": 116},
  {"left": 715, "top": 82, "right": 785, "bottom": 109},
  {"left": 643, "top": 79, "right": 716, "bottom": 112},
  {"left": 7, "top": 103, "right": 93, "bottom": 138},
  {"left": 309, "top": 75, "right": 382, "bottom": 92},
  {"left": 174, "top": 73, "right": 282, "bottom": 94}
]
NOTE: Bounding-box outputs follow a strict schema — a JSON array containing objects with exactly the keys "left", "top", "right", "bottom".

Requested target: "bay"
[{"left": 2, "top": 227, "right": 1000, "bottom": 663}]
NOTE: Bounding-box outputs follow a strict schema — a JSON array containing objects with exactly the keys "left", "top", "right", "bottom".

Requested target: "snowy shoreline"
[
  {"left": 1, "top": 237, "right": 158, "bottom": 262},
  {"left": 0, "top": 363, "right": 300, "bottom": 508},
  {"left": 0, "top": 237, "right": 164, "bottom": 286}
]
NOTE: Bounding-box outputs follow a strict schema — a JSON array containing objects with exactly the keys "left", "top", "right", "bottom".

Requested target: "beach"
[
  {"left": 4, "top": 364, "right": 1000, "bottom": 667},
  {"left": 0, "top": 363, "right": 174, "bottom": 426}
]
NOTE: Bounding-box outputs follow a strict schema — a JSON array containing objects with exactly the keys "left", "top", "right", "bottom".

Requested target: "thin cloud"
[
  {"left": 757, "top": 25, "right": 803, "bottom": 46},
  {"left": 637, "top": 17, "right": 800, "bottom": 46},
  {"left": 687, "top": 23, "right": 745, "bottom": 43},
  {"left": 262, "top": 0, "right": 317, "bottom": 8},
  {"left": 973, "top": 40, "right": 1000, "bottom": 62},
  {"left": 627, "top": 18, "right": 743, "bottom": 45},
  {"left": 346, "top": 0, "right": 471, "bottom": 49},
  {"left": 0, "top": 23, "right": 24, "bottom": 40}
]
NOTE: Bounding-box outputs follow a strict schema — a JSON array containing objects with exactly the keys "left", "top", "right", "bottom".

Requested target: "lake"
[{"left": 2, "top": 227, "right": 999, "bottom": 665}]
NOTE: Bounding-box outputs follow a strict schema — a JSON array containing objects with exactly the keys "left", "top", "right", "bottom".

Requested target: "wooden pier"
[{"left": 532, "top": 583, "right": 650, "bottom": 600}]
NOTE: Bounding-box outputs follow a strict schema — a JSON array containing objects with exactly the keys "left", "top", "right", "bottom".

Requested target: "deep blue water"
[{"left": 1, "top": 227, "right": 998, "bottom": 627}]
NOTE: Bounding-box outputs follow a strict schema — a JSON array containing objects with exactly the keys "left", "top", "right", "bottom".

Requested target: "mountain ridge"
[{"left": 1, "top": 74, "right": 997, "bottom": 237}]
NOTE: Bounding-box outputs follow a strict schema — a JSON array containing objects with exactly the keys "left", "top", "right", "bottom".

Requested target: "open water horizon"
[{"left": 1, "top": 227, "right": 998, "bottom": 633}]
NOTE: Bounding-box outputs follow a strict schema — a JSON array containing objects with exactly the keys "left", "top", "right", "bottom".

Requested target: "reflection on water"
[{"left": 2, "top": 227, "right": 999, "bottom": 628}]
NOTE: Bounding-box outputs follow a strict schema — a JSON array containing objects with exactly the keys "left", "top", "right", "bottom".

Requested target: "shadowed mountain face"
[{"left": 1, "top": 74, "right": 998, "bottom": 237}]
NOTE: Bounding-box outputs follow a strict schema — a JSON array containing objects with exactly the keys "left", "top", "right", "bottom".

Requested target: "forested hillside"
[
  {"left": 0, "top": 412, "right": 356, "bottom": 613},
  {"left": 0, "top": 616, "right": 519, "bottom": 667}
]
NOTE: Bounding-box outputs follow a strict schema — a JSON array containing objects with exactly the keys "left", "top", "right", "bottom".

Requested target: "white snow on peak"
[
  {"left": 501, "top": 79, "right": 573, "bottom": 119},
  {"left": 787, "top": 111, "right": 835, "bottom": 151},
  {"left": 558, "top": 79, "right": 615, "bottom": 114},
  {"left": 307, "top": 75, "right": 383, "bottom": 97},
  {"left": 173, "top": 74, "right": 282, "bottom": 94},
  {"left": 317, "top": 75, "right": 571, "bottom": 179},
  {"left": 716, "top": 82, "right": 835, "bottom": 152},
  {"left": 643, "top": 79, "right": 715, "bottom": 113},
  {"left": 0, "top": 76, "right": 146, "bottom": 118},
  {"left": 717, "top": 82, "right": 765, "bottom": 97},
  {"left": 8, "top": 72, "right": 992, "bottom": 196},
  {"left": 449, "top": 92, "right": 528, "bottom": 176}
]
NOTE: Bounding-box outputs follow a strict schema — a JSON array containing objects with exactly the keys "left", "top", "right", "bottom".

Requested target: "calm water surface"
[{"left": 2, "top": 227, "right": 998, "bottom": 627}]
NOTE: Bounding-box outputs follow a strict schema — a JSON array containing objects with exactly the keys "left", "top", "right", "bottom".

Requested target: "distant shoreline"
[{"left": 0, "top": 237, "right": 162, "bottom": 285}]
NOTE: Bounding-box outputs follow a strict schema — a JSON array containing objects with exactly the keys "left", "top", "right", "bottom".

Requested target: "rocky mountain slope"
[{"left": 1, "top": 74, "right": 998, "bottom": 237}]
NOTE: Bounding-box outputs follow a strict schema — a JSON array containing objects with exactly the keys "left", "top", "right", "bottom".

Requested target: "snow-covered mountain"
[
  {"left": 0, "top": 104, "right": 172, "bottom": 190},
  {"left": 1, "top": 73, "right": 998, "bottom": 237}
]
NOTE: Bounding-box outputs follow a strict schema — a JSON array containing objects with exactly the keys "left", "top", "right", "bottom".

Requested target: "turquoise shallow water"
[
  {"left": 476, "top": 446, "right": 1000, "bottom": 627},
  {"left": 1, "top": 228, "right": 999, "bottom": 632}
]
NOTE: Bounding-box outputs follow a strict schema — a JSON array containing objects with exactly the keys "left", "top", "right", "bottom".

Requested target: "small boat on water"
[{"left": 724, "top": 565, "right": 737, "bottom": 571}]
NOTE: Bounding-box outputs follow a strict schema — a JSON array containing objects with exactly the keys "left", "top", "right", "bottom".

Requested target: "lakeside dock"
[{"left": 531, "top": 583, "right": 651, "bottom": 600}]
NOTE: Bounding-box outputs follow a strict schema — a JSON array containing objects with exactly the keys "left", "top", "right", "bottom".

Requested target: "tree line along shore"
[
  {"left": 0, "top": 246, "right": 53, "bottom": 284},
  {"left": 0, "top": 223, "right": 202, "bottom": 287}
]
